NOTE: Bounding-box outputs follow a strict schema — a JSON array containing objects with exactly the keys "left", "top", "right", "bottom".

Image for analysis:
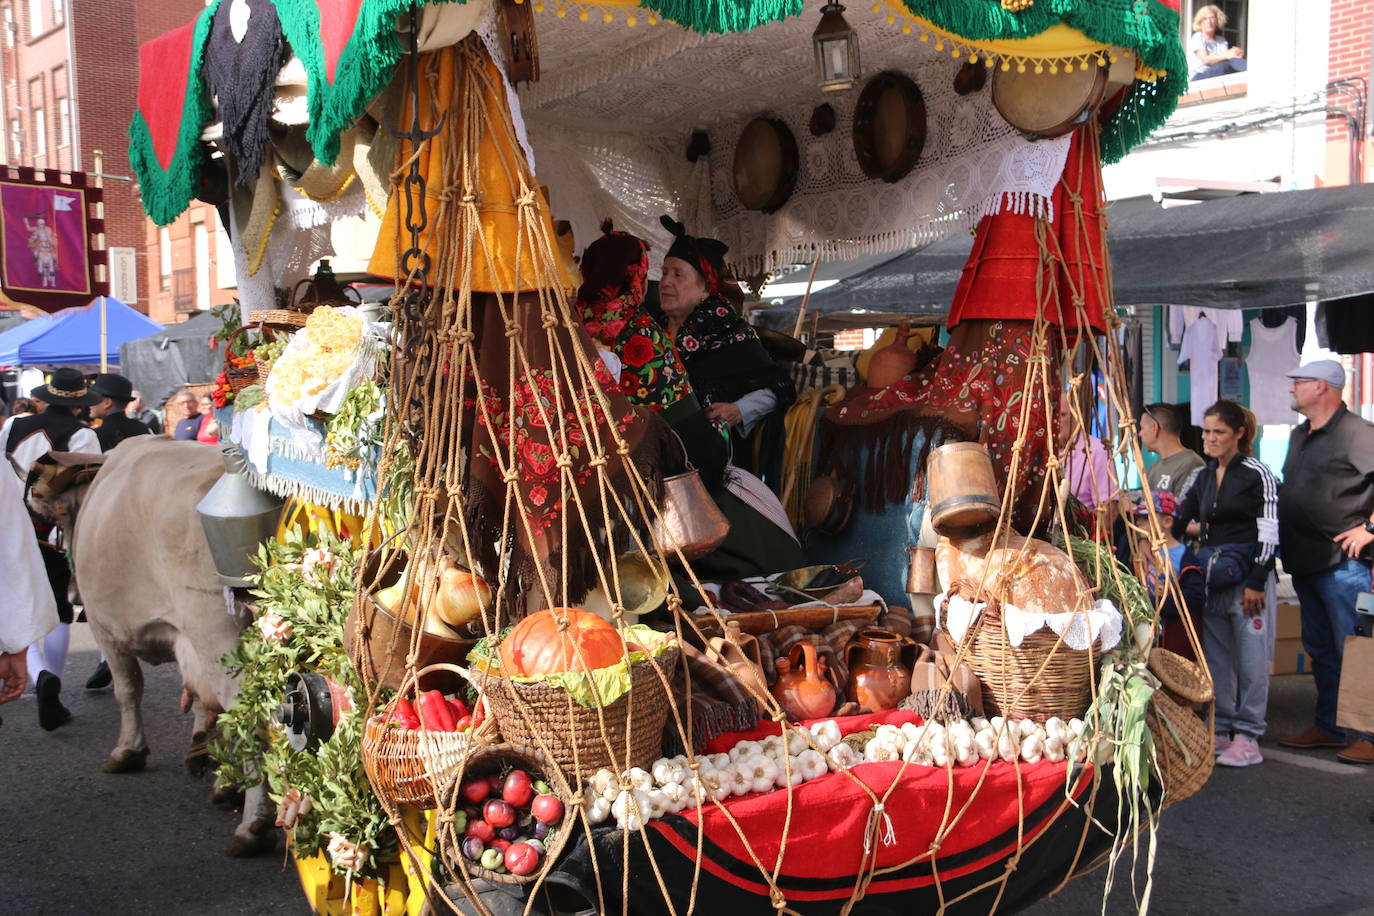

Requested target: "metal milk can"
[{"left": 196, "top": 446, "right": 284, "bottom": 586}]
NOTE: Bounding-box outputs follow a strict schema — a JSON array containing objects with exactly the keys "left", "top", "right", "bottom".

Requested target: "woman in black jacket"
[{"left": 1174, "top": 400, "right": 1278, "bottom": 768}]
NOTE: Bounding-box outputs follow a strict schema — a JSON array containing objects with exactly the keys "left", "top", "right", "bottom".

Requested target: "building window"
[
  {"left": 55, "top": 96, "right": 67, "bottom": 148},
  {"left": 1181, "top": 1, "right": 1249, "bottom": 83},
  {"left": 51, "top": 0, "right": 60, "bottom": 26},
  {"left": 8, "top": 119, "right": 20, "bottom": 160},
  {"left": 25, "top": 0, "right": 38, "bottom": 37},
  {"left": 159, "top": 226, "right": 171, "bottom": 291},
  {"left": 31, "top": 106, "right": 44, "bottom": 157},
  {"left": 3, "top": 7, "right": 13, "bottom": 48}
]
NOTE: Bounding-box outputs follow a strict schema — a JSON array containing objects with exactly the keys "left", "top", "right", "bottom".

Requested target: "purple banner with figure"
[{"left": 0, "top": 168, "right": 106, "bottom": 313}]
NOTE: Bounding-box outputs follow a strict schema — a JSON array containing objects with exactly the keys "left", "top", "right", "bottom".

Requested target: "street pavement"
[{"left": 3, "top": 626, "right": 1371, "bottom": 915}]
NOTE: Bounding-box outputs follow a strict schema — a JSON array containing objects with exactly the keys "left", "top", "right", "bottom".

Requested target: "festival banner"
[{"left": 0, "top": 167, "right": 106, "bottom": 313}]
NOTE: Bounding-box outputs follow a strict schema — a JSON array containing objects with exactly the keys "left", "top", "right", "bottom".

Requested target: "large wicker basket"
[
  {"left": 944, "top": 585, "right": 1097, "bottom": 722},
  {"left": 1147, "top": 689, "right": 1213, "bottom": 806},
  {"left": 437, "top": 743, "right": 572, "bottom": 887},
  {"left": 1148, "top": 647, "right": 1213, "bottom": 710},
  {"left": 222, "top": 326, "right": 259, "bottom": 394},
  {"left": 481, "top": 647, "right": 678, "bottom": 783}
]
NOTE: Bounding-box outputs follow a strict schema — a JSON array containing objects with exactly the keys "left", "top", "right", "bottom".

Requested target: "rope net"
[{"left": 349, "top": 38, "right": 1211, "bottom": 916}]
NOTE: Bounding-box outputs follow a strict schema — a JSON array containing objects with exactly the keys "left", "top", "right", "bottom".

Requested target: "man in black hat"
[
  {"left": 89, "top": 373, "right": 153, "bottom": 451},
  {"left": 5, "top": 367, "right": 100, "bottom": 476},
  {"left": 3, "top": 367, "right": 100, "bottom": 731}
]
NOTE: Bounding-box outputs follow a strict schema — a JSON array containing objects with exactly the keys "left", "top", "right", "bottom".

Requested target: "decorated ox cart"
[{"left": 127, "top": 1, "right": 1212, "bottom": 914}]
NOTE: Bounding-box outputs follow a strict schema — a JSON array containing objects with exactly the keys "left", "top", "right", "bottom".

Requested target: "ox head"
[{"left": 25, "top": 450, "right": 106, "bottom": 544}]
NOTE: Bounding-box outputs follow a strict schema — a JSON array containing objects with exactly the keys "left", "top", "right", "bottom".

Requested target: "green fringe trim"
[
  {"left": 272, "top": 0, "right": 464, "bottom": 167},
  {"left": 637, "top": 0, "right": 803, "bottom": 34},
  {"left": 125, "top": 0, "right": 223, "bottom": 227},
  {"left": 901, "top": 0, "right": 1188, "bottom": 161}
]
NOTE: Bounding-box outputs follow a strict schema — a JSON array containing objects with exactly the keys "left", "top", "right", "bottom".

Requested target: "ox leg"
[
  {"left": 186, "top": 697, "right": 215, "bottom": 777},
  {"left": 101, "top": 650, "right": 150, "bottom": 774},
  {"left": 226, "top": 782, "right": 278, "bottom": 858}
]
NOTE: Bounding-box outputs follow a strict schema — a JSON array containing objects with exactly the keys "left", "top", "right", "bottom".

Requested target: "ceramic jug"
[
  {"left": 865, "top": 322, "right": 919, "bottom": 389},
  {"left": 771, "top": 642, "right": 836, "bottom": 721},
  {"left": 705, "top": 621, "right": 769, "bottom": 701},
  {"left": 844, "top": 628, "right": 917, "bottom": 711}
]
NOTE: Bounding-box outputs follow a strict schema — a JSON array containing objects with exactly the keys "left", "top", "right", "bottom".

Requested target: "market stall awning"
[
  {"left": 754, "top": 184, "right": 1374, "bottom": 329},
  {"left": 0, "top": 297, "right": 162, "bottom": 366},
  {"left": 118, "top": 308, "right": 222, "bottom": 406}
]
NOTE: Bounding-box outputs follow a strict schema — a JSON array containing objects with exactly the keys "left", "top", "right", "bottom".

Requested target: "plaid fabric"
[
  {"left": 789, "top": 361, "right": 857, "bottom": 392},
  {"left": 665, "top": 642, "right": 763, "bottom": 755}
]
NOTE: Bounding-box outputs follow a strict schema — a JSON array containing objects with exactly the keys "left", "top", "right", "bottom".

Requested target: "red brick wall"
[
  {"left": 0, "top": 0, "right": 206, "bottom": 317},
  {"left": 1328, "top": 0, "right": 1373, "bottom": 146}
]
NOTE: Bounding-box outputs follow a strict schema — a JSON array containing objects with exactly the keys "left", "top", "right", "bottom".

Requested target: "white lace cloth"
[
  {"left": 519, "top": 6, "right": 1072, "bottom": 273},
  {"left": 935, "top": 590, "right": 1123, "bottom": 652}
]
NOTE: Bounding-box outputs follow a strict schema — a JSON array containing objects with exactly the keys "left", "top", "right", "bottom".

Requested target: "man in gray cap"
[{"left": 1278, "top": 359, "right": 1374, "bottom": 764}]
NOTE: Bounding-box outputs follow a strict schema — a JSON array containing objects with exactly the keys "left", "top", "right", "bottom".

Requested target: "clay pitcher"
[
  {"left": 706, "top": 621, "right": 769, "bottom": 701},
  {"left": 845, "top": 628, "right": 917, "bottom": 711},
  {"left": 771, "top": 643, "right": 836, "bottom": 721},
  {"left": 865, "top": 322, "right": 919, "bottom": 389}
]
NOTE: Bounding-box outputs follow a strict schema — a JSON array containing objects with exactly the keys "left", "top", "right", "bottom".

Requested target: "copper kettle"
[{"left": 651, "top": 466, "right": 730, "bottom": 560}]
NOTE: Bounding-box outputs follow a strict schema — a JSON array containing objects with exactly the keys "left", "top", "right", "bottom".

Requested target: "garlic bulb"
[
  {"left": 612, "top": 789, "right": 652, "bottom": 830},
  {"left": 786, "top": 727, "right": 811, "bottom": 756},
  {"left": 826, "top": 742, "right": 859, "bottom": 772},
  {"left": 660, "top": 781, "right": 689, "bottom": 814},
  {"left": 743, "top": 754, "right": 780, "bottom": 794},
  {"left": 586, "top": 795, "right": 612, "bottom": 824},
  {"left": 728, "top": 763, "right": 754, "bottom": 796},
  {"left": 623, "top": 767, "right": 654, "bottom": 792},
  {"left": 728, "top": 739, "right": 762, "bottom": 762},
  {"left": 589, "top": 768, "right": 617, "bottom": 796},
  {"left": 795, "top": 749, "right": 828, "bottom": 781},
  {"left": 809, "top": 720, "right": 843, "bottom": 752}
]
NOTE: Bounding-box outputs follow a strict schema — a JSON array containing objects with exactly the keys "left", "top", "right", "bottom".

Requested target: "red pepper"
[
  {"left": 472, "top": 697, "right": 486, "bottom": 730},
  {"left": 447, "top": 696, "right": 470, "bottom": 721},
  {"left": 454, "top": 715, "right": 472, "bottom": 732},
  {"left": 419, "top": 689, "right": 456, "bottom": 732},
  {"left": 390, "top": 697, "right": 420, "bottom": 729}
]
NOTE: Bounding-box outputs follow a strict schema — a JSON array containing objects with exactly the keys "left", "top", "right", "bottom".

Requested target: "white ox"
[{"left": 70, "top": 436, "right": 275, "bottom": 857}]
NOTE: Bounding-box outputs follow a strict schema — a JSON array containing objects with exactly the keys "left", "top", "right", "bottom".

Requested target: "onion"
[{"left": 434, "top": 558, "right": 492, "bottom": 627}]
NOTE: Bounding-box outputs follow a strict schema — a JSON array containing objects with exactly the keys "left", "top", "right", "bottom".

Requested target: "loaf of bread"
[{"left": 935, "top": 530, "right": 1092, "bottom": 616}]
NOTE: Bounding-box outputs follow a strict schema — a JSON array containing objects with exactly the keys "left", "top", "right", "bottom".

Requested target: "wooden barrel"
[{"left": 926, "top": 442, "right": 1000, "bottom": 538}]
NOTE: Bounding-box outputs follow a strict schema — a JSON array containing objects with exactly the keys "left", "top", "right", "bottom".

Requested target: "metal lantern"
[{"left": 813, "top": 2, "right": 860, "bottom": 92}]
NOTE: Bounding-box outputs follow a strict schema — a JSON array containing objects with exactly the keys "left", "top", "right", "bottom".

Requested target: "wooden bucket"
[{"left": 926, "top": 442, "right": 1000, "bottom": 538}]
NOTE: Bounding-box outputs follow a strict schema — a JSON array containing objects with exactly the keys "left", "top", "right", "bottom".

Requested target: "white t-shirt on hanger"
[
  {"left": 1245, "top": 317, "right": 1300, "bottom": 425},
  {"left": 1179, "top": 314, "right": 1221, "bottom": 427}
]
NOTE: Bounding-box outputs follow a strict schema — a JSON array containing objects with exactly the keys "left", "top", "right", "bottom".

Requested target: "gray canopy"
[{"left": 118, "top": 309, "right": 223, "bottom": 407}]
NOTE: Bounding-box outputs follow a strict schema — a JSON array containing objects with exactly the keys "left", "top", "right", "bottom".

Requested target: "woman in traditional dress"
[
  {"left": 576, "top": 221, "right": 727, "bottom": 491},
  {"left": 655, "top": 216, "right": 794, "bottom": 483}
]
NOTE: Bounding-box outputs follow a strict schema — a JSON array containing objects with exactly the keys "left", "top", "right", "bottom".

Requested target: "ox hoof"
[
  {"left": 226, "top": 827, "right": 278, "bottom": 858},
  {"left": 210, "top": 781, "right": 244, "bottom": 808},
  {"left": 103, "top": 747, "right": 150, "bottom": 774}
]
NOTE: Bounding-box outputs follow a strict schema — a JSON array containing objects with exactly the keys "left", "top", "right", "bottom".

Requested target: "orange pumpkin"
[{"left": 498, "top": 608, "right": 625, "bottom": 677}]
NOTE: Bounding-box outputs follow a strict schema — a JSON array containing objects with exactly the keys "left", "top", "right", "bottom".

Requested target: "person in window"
[
  {"left": 1173, "top": 401, "right": 1277, "bottom": 768},
  {"left": 1188, "top": 5, "right": 1246, "bottom": 82}
]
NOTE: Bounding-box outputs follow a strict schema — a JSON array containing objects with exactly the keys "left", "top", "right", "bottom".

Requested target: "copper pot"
[
  {"left": 652, "top": 468, "right": 730, "bottom": 560},
  {"left": 906, "top": 545, "right": 938, "bottom": 595},
  {"left": 845, "top": 628, "right": 917, "bottom": 711}
]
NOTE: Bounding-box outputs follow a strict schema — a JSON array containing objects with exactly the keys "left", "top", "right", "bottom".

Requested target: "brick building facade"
[
  {"left": 1326, "top": 0, "right": 1373, "bottom": 183},
  {"left": 0, "top": 0, "right": 235, "bottom": 323}
]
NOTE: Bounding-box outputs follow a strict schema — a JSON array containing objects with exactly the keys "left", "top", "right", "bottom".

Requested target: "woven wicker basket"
[
  {"left": 1148, "top": 648, "right": 1213, "bottom": 710},
  {"left": 248, "top": 308, "right": 309, "bottom": 331},
  {"left": 222, "top": 326, "right": 259, "bottom": 394},
  {"left": 360, "top": 663, "right": 498, "bottom": 809},
  {"left": 481, "top": 647, "right": 678, "bottom": 783},
  {"left": 1147, "top": 689, "right": 1213, "bottom": 806},
  {"left": 437, "top": 743, "right": 572, "bottom": 887},
  {"left": 944, "top": 584, "right": 1097, "bottom": 722}
]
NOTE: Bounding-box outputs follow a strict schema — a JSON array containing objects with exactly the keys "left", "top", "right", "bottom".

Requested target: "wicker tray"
[
  {"left": 437, "top": 743, "right": 572, "bottom": 887},
  {"left": 1147, "top": 689, "right": 1213, "bottom": 806},
  {"left": 480, "top": 647, "right": 678, "bottom": 783},
  {"left": 248, "top": 308, "right": 309, "bottom": 330},
  {"left": 942, "top": 582, "right": 1097, "bottom": 722}
]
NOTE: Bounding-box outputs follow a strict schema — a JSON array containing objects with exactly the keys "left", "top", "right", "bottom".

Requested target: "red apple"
[
  {"left": 486, "top": 773, "right": 503, "bottom": 794},
  {"left": 530, "top": 794, "right": 564, "bottom": 826},
  {"left": 464, "top": 819, "right": 495, "bottom": 843},
  {"left": 504, "top": 842, "right": 541, "bottom": 876},
  {"left": 484, "top": 798, "right": 516, "bottom": 829},
  {"left": 460, "top": 778, "right": 490, "bottom": 805},
  {"left": 502, "top": 769, "right": 534, "bottom": 807},
  {"left": 491, "top": 838, "right": 512, "bottom": 853}
]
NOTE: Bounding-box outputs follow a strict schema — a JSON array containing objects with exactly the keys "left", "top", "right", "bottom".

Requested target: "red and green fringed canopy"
[{"left": 128, "top": 0, "right": 1185, "bottom": 225}]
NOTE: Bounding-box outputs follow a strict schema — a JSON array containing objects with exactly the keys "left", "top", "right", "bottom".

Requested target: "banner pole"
[{"left": 94, "top": 150, "right": 106, "bottom": 372}]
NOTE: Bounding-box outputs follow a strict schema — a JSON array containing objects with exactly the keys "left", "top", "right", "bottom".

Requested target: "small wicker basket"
[
  {"left": 437, "top": 743, "right": 572, "bottom": 887},
  {"left": 480, "top": 647, "right": 678, "bottom": 783},
  {"left": 943, "top": 581, "right": 1097, "bottom": 722},
  {"left": 1148, "top": 648, "right": 1214, "bottom": 710},
  {"left": 1147, "top": 689, "right": 1213, "bottom": 806},
  {"left": 222, "top": 326, "right": 259, "bottom": 395},
  {"left": 360, "top": 663, "right": 497, "bottom": 809},
  {"left": 248, "top": 308, "right": 309, "bottom": 331}
]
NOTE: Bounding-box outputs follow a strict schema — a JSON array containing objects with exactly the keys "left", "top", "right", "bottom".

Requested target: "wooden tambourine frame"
[{"left": 852, "top": 71, "right": 927, "bottom": 183}]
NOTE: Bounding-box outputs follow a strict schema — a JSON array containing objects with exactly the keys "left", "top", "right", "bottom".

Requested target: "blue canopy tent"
[{"left": 0, "top": 297, "right": 161, "bottom": 366}]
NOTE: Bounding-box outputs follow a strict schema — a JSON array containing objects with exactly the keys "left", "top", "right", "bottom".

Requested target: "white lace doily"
[
  {"left": 519, "top": 6, "right": 1072, "bottom": 273},
  {"left": 935, "top": 590, "right": 1123, "bottom": 652}
]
